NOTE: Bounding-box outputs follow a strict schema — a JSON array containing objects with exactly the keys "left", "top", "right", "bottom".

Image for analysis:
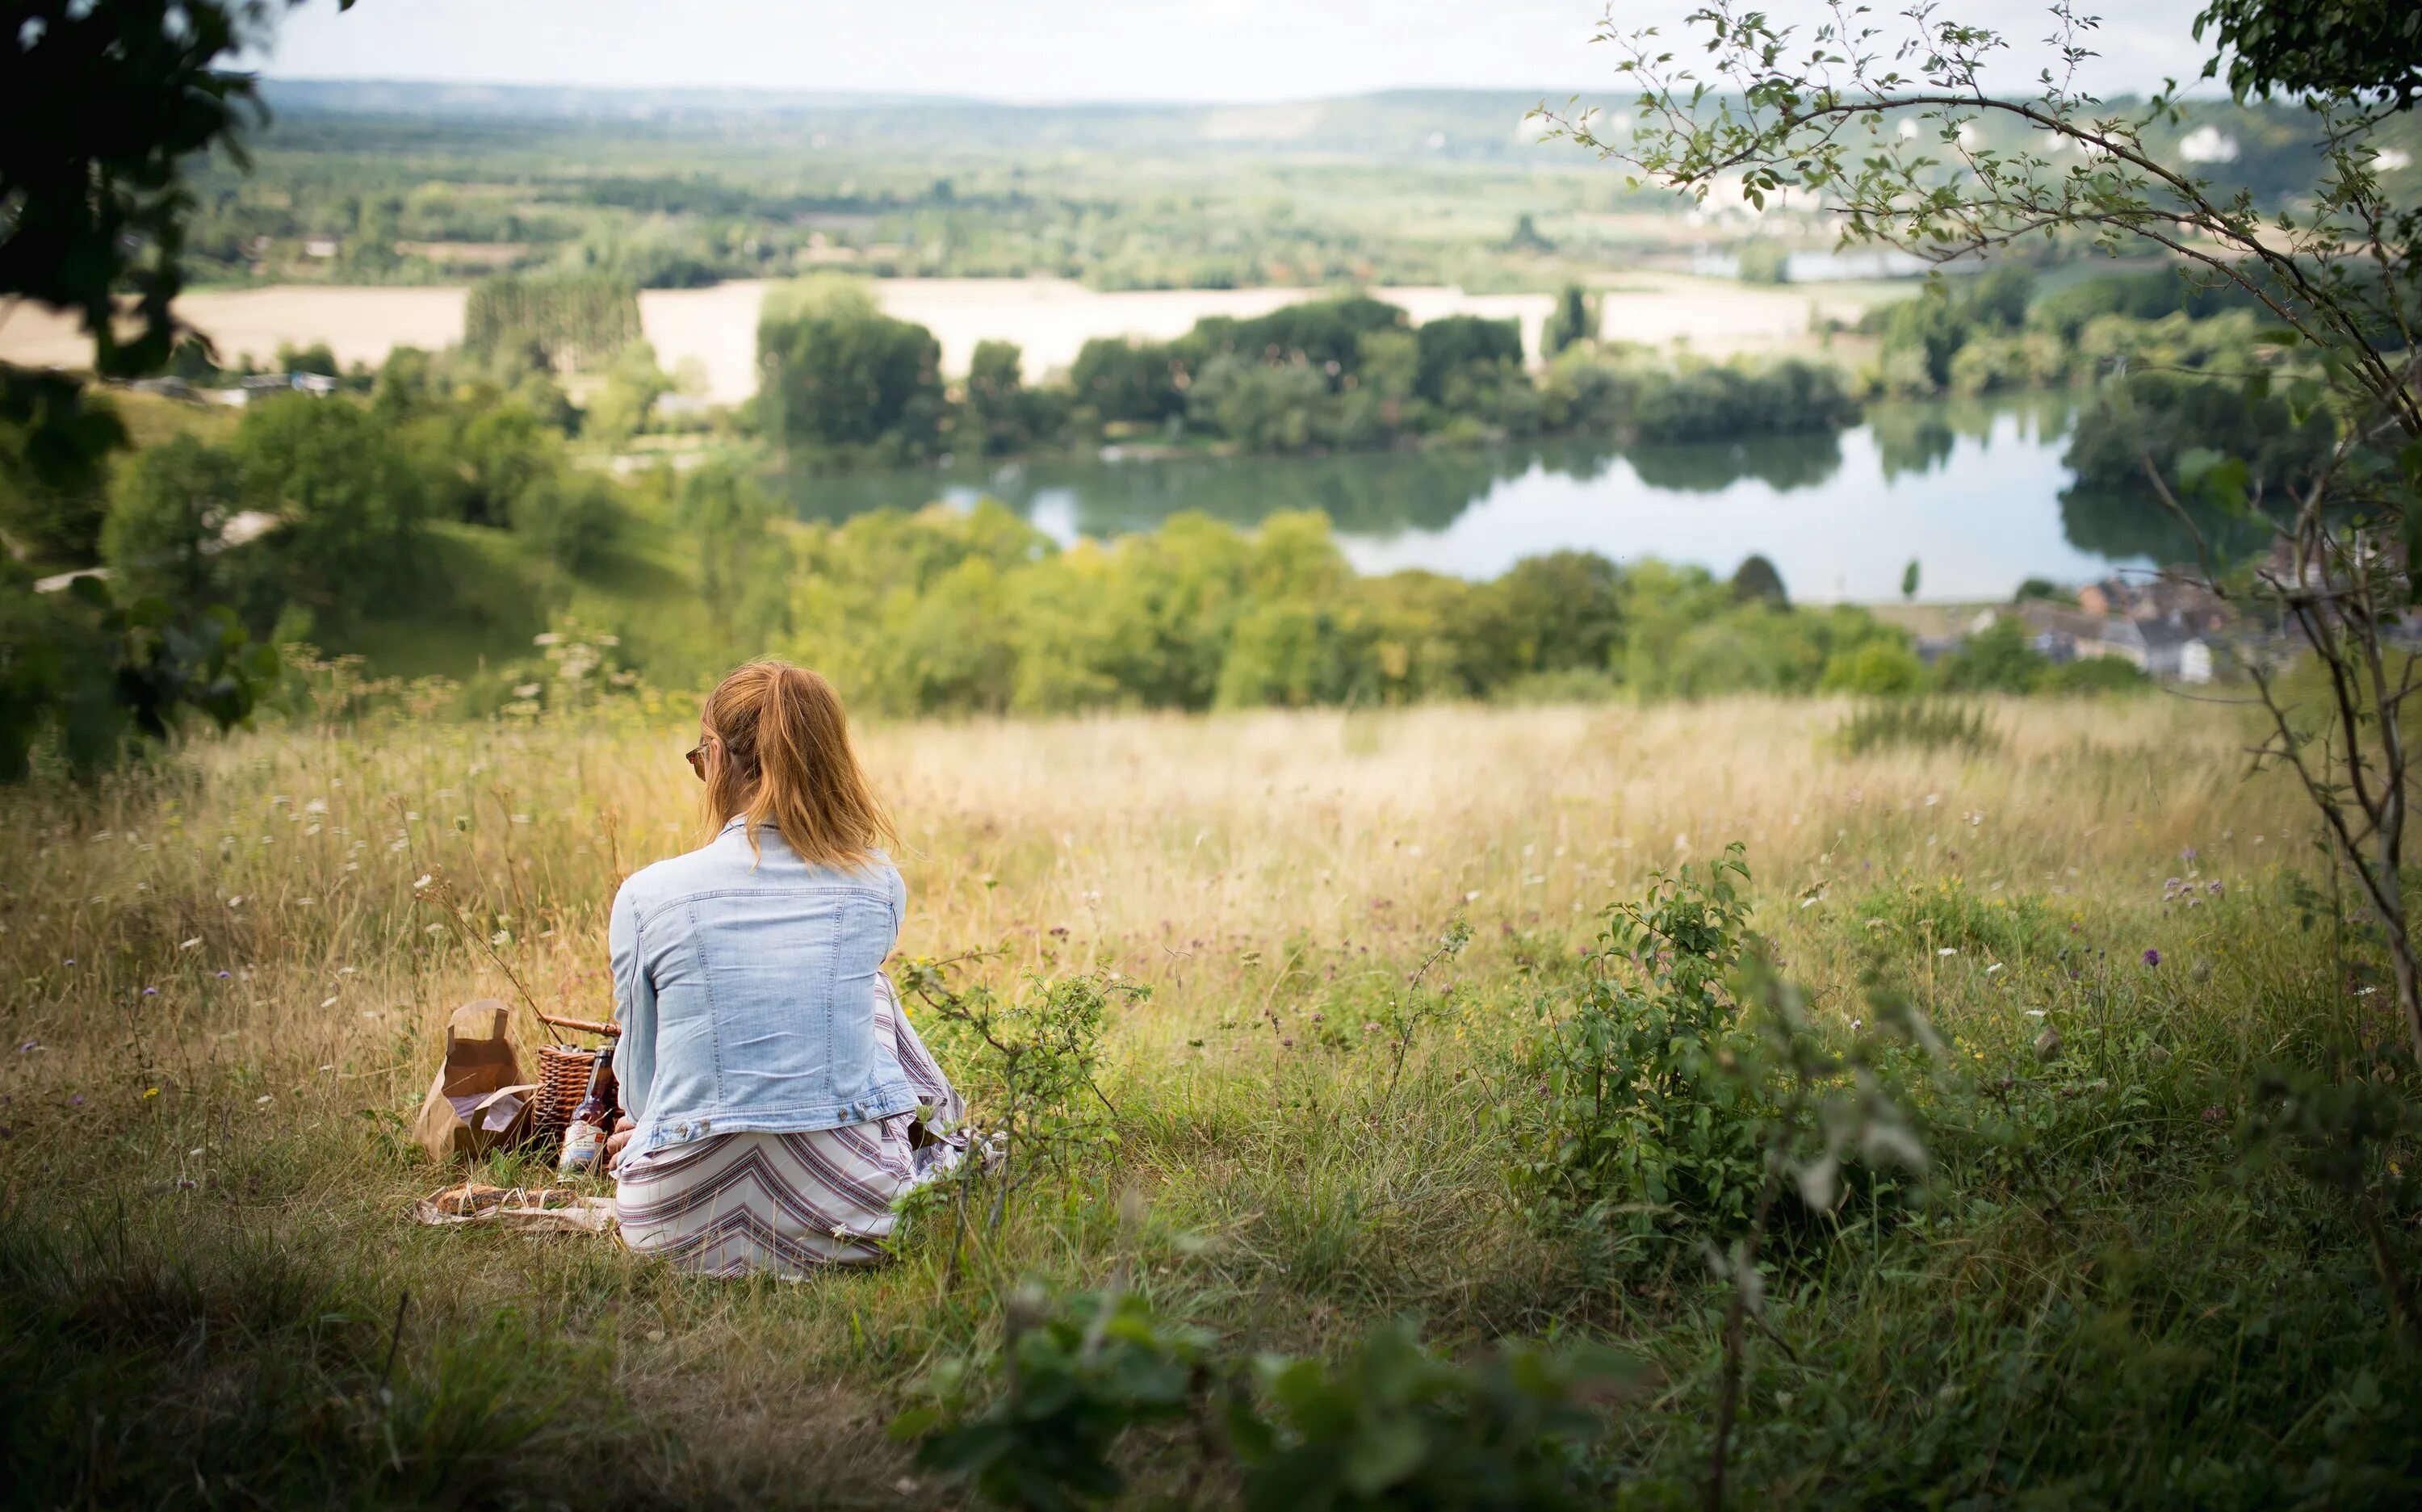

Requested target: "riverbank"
[{"left": 0, "top": 272, "right": 1888, "bottom": 403}]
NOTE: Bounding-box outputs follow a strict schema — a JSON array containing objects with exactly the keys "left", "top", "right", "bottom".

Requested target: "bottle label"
[{"left": 558, "top": 1120, "right": 606, "bottom": 1175}]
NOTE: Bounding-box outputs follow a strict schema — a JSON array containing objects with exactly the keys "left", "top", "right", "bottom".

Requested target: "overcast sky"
[{"left": 260, "top": 1, "right": 2220, "bottom": 103}]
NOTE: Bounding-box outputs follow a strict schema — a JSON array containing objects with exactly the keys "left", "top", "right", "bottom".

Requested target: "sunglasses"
[{"left": 685, "top": 736, "right": 714, "bottom": 781}]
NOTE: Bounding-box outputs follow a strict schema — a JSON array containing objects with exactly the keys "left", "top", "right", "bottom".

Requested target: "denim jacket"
[{"left": 610, "top": 818, "right": 917, "bottom": 1158}]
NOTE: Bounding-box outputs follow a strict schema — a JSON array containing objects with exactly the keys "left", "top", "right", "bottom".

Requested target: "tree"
[
  {"left": 1483, "top": 551, "right": 1625, "bottom": 681},
  {"left": 1549, "top": 2, "right": 2422, "bottom": 1075},
  {"left": 233, "top": 396, "right": 425, "bottom": 611},
  {"left": 677, "top": 461, "right": 790, "bottom": 649},
  {"left": 964, "top": 339, "right": 1033, "bottom": 455},
  {"left": 102, "top": 435, "right": 247, "bottom": 617},
  {"left": 1730, "top": 554, "right": 1788, "bottom": 607},
  {"left": 1, "top": 1, "right": 350, "bottom": 506},
  {"left": 758, "top": 301, "right": 945, "bottom": 456},
  {"left": 1543, "top": 283, "right": 1599, "bottom": 355},
  {"left": 2, "top": 1, "right": 351, "bottom": 382},
  {"left": 1, "top": 1, "right": 354, "bottom": 776},
  {"left": 1069, "top": 338, "right": 1187, "bottom": 425},
  {"left": 0, "top": 577, "right": 278, "bottom": 781},
  {"left": 0, "top": 371, "right": 119, "bottom": 564},
  {"left": 1413, "top": 316, "right": 1524, "bottom": 404},
  {"left": 463, "top": 271, "right": 642, "bottom": 372},
  {"left": 2194, "top": 0, "right": 2422, "bottom": 111}
]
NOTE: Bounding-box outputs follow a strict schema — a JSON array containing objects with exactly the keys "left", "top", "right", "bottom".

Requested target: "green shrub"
[
  {"left": 2037, "top": 654, "right": 2153, "bottom": 693},
  {"left": 1837, "top": 699, "right": 1998, "bottom": 755},
  {"left": 1522, "top": 844, "right": 1768, "bottom": 1242},
  {"left": 1821, "top": 639, "right": 1925, "bottom": 695},
  {"left": 897, "top": 1290, "right": 1631, "bottom": 1512}
]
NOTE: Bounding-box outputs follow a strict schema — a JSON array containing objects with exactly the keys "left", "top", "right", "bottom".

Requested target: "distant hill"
[{"left": 255, "top": 80, "right": 1603, "bottom": 162}]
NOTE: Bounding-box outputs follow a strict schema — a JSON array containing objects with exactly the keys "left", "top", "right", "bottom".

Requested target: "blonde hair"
[{"left": 699, "top": 660, "right": 895, "bottom": 869}]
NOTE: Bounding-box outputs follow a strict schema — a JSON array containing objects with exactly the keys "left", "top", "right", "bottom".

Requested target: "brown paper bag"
[{"left": 413, "top": 999, "right": 534, "bottom": 1162}]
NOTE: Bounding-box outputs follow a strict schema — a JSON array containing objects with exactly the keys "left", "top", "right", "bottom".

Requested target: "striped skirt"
[{"left": 613, "top": 977, "right": 965, "bottom": 1277}]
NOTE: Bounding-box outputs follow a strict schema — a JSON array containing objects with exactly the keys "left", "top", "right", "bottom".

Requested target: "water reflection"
[{"left": 777, "top": 391, "right": 2189, "bottom": 599}]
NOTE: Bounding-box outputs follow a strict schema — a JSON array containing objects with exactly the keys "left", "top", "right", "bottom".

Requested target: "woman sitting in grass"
[{"left": 602, "top": 659, "right": 964, "bottom": 1276}]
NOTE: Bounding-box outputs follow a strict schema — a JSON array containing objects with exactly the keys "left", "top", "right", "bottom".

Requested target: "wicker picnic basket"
[{"left": 533, "top": 1044, "right": 602, "bottom": 1140}]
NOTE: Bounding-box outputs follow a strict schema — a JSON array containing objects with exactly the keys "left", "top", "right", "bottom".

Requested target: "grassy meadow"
[{"left": 5, "top": 692, "right": 2420, "bottom": 1507}]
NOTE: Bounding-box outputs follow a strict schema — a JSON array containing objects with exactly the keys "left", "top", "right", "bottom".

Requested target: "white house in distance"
[{"left": 1980, "top": 598, "right": 2219, "bottom": 683}]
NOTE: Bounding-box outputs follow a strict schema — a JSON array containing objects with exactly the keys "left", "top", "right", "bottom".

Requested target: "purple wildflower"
[
  {"left": 143, "top": 987, "right": 157, "bottom": 996},
  {"left": 2143, "top": 948, "right": 2162, "bottom": 966},
  {"left": 2181, "top": 848, "right": 2198, "bottom": 862}
]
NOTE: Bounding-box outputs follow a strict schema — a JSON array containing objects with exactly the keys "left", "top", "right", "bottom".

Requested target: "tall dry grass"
[
  {"left": 2, "top": 696, "right": 2290, "bottom": 1103},
  {"left": 0, "top": 693, "right": 2349, "bottom": 1505}
]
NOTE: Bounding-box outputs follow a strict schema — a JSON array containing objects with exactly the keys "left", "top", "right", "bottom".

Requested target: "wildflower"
[
  {"left": 2202, "top": 1105, "right": 2227, "bottom": 1122},
  {"left": 1465, "top": 890, "right": 1481, "bottom": 902},
  {"left": 2181, "top": 848, "right": 2198, "bottom": 862},
  {"left": 1985, "top": 963, "right": 2004, "bottom": 975},
  {"left": 15, "top": 1041, "right": 36, "bottom": 1053},
  {"left": 216, "top": 970, "right": 230, "bottom": 979},
  {"left": 143, "top": 1087, "right": 160, "bottom": 1099},
  {"left": 178, "top": 937, "right": 202, "bottom": 951},
  {"left": 2142, "top": 948, "right": 2161, "bottom": 966},
  {"left": 254, "top": 1095, "right": 273, "bottom": 1106},
  {"left": 1938, "top": 947, "right": 1957, "bottom": 957},
  {"left": 320, "top": 996, "right": 339, "bottom": 1008},
  {"left": 143, "top": 987, "right": 157, "bottom": 996},
  {"left": 68, "top": 1096, "right": 82, "bottom": 1107},
  {"left": 413, "top": 875, "right": 433, "bottom": 890},
  {"left": 1364, "top": 1021, "right": 1383, "bottom": 1034}
]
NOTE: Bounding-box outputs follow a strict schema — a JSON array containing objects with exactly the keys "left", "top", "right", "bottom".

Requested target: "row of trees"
[
  {"left": 463, "top": 270, "right": 644, "bottom": 372},
  {"left": 98, "top": 351, "right": 626, "bottom": 637},
  {"left": 652, "top": 488, "right": 2134, "bottom": 718},
  {"left": 755, "top": 280, "right": 1859, "bottom": 464},
  {"left": 1862, "top": 265, "right": 2273, "bottom": 396}
]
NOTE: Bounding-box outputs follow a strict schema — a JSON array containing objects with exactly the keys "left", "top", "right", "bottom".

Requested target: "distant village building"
[
  {"left": 207, "top": 371, "right": 341, "bottom": 407},
  {"left": 303, "top": 237, "right": 342, "bottom": 258},
  {"left": 1985, "top": 592, "right": 2221, "bottom": 685}
]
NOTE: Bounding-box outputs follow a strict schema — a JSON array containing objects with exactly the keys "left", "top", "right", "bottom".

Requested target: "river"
[{"left": 780, "top": 392, "right": 2163, "bottom": 602}]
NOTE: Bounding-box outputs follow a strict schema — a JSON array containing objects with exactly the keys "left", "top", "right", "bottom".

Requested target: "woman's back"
[{"left": 610, "top": 819, "right": 914, "bottom": 1161}]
